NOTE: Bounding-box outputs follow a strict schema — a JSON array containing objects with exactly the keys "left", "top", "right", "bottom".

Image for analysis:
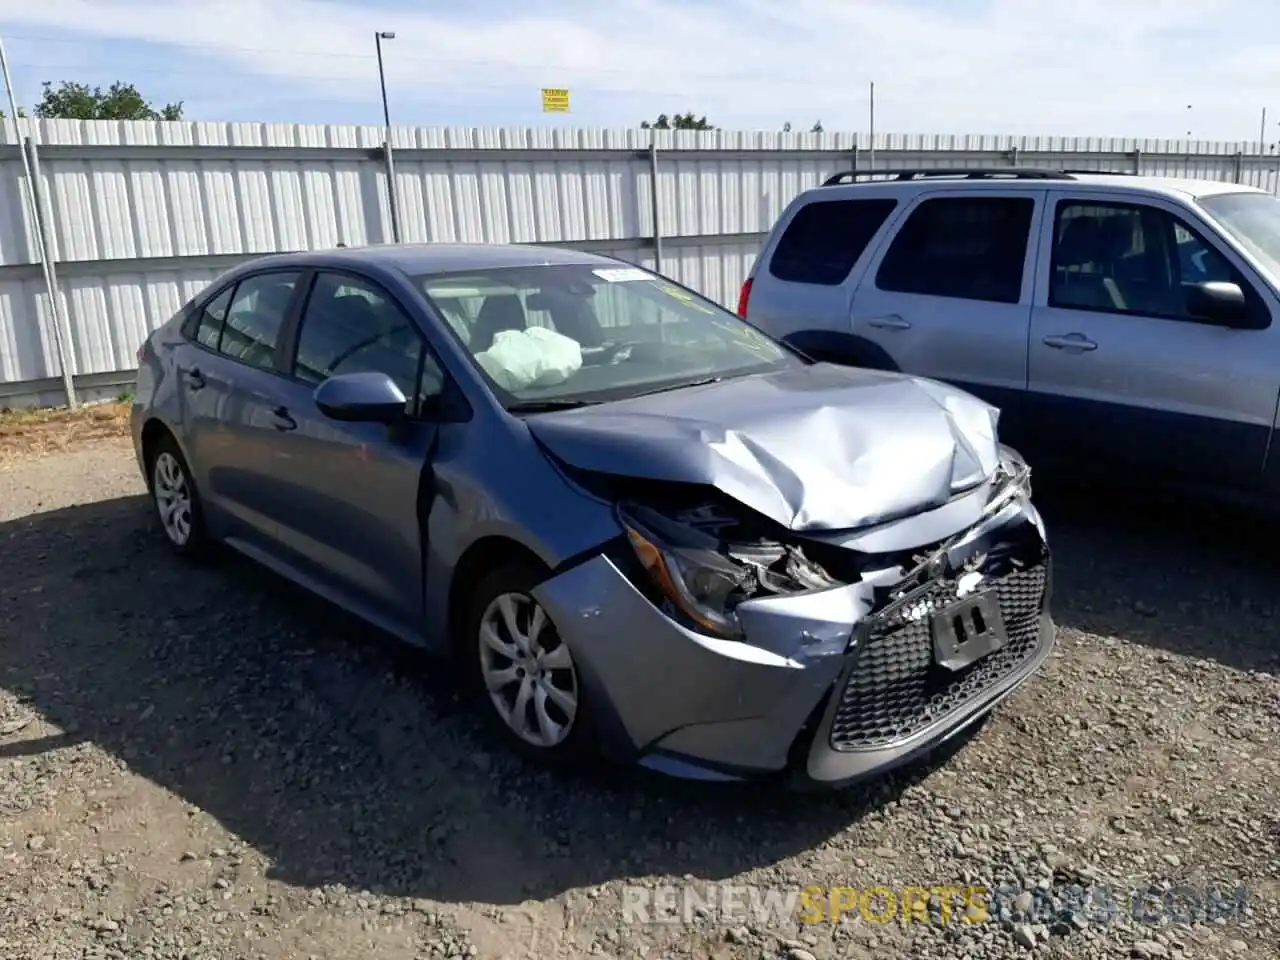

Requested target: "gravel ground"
[{"left": 0, "top": 439, "right": 1276, "bottom": 960}]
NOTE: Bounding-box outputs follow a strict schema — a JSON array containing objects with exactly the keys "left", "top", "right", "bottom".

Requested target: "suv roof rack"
[
  {"left": 1057, "top": 168, "right": 1137, "bottom": 176},
  {"left": 822, "top": 167, "right": 1077, "bottom": 186}
]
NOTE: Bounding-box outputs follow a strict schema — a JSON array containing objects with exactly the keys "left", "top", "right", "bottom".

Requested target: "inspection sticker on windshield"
[{"left": 593, "top": 267, "right": 651, "bottom": 282}]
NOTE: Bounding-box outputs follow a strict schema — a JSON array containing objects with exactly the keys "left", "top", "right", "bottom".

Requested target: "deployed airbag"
[{"left": 476, "top": 327, "right": 583, "bottom": 391}]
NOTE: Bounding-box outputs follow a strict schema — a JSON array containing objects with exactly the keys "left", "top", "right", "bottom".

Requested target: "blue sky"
[{"left": 0, "top": 0, "right": 1275, "bottom": 141}]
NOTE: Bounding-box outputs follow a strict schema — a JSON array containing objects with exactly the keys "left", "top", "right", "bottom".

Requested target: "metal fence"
[{"left": 3, "top": 118, "right": 1279, "bottom": 407}]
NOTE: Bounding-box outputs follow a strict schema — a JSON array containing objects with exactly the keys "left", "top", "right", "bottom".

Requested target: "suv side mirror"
[
  {"left": 1186, "top": 281, "right": 1256, "bottom": 328},
  {"left": 314, "top": 371, "right": 408, "bottom": 423}
]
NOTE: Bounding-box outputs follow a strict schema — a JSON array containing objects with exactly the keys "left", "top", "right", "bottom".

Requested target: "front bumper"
[{"left": 531, "top": 500, "right": 1054, "bottom": 788}]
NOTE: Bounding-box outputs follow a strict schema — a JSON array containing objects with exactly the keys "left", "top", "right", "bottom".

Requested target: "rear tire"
[
  {"left": 462, "top": 560, "right": 597, "bottom": 767},
  {"left": 148, "top": 432, "right": 211, "bottom": 559}
]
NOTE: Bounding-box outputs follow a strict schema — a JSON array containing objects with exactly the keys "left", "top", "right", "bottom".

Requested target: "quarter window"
[
  {"left": 875, "top": 197, "right": 1034, "bottom": 304},
  {"left": 192, "top": 286, "right": 233, "bottom": 351},
  {"left": 218, "top": 272, "right": 301, "bottom": 370},
  {"left": 1050, "top": 201, "right": 1250, "bottom": 323},
  {"left": 768, "top": 198, "right": 898, "bottom": 285},
  {"left": 294, "top": 272, "right": 442, "bottom": 409}
]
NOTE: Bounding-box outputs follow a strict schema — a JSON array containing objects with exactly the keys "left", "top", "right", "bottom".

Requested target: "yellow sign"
[{"left": 541, "top": 88, "right": 570, "bottom": 113}]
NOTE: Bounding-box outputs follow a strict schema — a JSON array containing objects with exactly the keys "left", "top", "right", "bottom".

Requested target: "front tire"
[
  {"left": 148, "top": 433, "right": 210, "bottom": 558},
  {"left": 463, "top": 561, "right": 595, "bottom": 766}
]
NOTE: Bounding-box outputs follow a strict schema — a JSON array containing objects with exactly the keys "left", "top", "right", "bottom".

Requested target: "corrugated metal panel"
[{"left": 1, "top": 120, "right": 1278, "bottom": 396}]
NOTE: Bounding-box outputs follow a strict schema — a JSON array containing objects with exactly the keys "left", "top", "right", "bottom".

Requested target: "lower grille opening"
[{"left": 829, "top": 543, "right": 1049, "bottom": 751}]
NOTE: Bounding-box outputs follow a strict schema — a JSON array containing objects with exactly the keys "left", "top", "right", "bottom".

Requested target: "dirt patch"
[
  {"left": 0, "top": 401, "right": 132, "bottom": 464},
  {"left": 0, "top": 445, "right": 1275, "bottom": 960}
]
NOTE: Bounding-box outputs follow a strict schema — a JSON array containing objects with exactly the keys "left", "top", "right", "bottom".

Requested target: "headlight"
[
  {"left": 996, "top": 445, "right": 1044, "bottom": 541},
  {"left": 617, "top": 502, "right": 841, "bottom": 639},
  {"left": 998, "top": 444, "right": 1031, "bottom": 498}
]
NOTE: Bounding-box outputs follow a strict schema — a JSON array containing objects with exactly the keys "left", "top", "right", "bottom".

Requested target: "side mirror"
[
  {"left": 313, "top": 371, "right": 408, "bottom": 423},
  {"left": 1186, "top": 281, "right": 1254, "bottom": 328}
]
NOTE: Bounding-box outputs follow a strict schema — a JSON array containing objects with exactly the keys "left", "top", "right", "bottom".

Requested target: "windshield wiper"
[
  {"left": 630, "top": 376, "right": 722, "bottom": 398},
  {"left": 506, "top": 398, "right": 599, "bottom": 412}
]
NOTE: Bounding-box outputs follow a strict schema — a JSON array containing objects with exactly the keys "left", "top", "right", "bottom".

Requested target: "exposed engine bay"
[{"left": 563, "top": 445, "right": 1037, "bottom": 642}]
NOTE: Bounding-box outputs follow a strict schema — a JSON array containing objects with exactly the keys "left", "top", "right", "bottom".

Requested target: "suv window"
[
  {"left": 217, "top": 272, "right": 301, "bottom": 370},
  {"left": 1050, "top": 201, "right": 1252, "bottom": 322},
  {"left": 192, "top": 285, "right": 234, "bottom": 351},
  {"left": 293, "top": 272, "right": 443, "bottom": 408},
  {"left": 768, "top": 198, "right": 898, "bottom": 285},
  {"left": 875, "top": 196, "right": 1035, "bottom": 304}
]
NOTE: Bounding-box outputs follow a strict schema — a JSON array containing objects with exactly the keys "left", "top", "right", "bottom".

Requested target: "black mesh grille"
[{"left": 829, "top": 547, "right": 1049, "bottom": 750}]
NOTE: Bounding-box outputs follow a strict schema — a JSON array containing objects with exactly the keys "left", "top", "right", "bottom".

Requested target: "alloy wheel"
[
  {"left": 477, "top": 592, "right": 579, "bottom": 748},
  {"left": 153, "top": 451, "right": 193, "bottom": 547}
]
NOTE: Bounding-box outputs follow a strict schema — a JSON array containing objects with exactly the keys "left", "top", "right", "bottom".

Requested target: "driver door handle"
[
  {"left": 866, "top": 314, "right": 912, "bottom": 330},
  {"left": 182, "top": 366, "right": 205, "bottom": 390},
  {"left": 1042, "top": 333, "right": 1098, "bottom": 352},
  {"left": 270, "top": 406, "right": 297, "bottom": 432}
]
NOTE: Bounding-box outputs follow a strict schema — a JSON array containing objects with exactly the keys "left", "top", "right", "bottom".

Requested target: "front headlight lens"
[
  {"left": 998, "top": 444, "right": 1031, "bottom": 498},
  {"left": 996, "top": 445, "right": 1044, "bottom": 541},
  {"left": 618, "top": 502, "right": 841, "bottom": 639}
]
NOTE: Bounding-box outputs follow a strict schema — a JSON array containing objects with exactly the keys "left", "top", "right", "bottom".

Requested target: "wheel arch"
[
  {"left": 446, "top": 535, "right": 550, "bottom": 652},
  {"left": 139, "top": 417, "right": 180, "bottom": 490}
]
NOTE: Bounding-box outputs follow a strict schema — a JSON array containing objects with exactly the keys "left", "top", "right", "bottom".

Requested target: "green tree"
[
  {"left": 33, "top": 81, "right": 183, "bottom": 121},
  {"left": 641, "top": 112, "right": 714, "bottom": 130},
  {"left": 0, "top": 106, "right": 27, "bottom": 119}
]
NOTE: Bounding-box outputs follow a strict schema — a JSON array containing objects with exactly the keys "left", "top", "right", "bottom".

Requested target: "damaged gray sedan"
[{"left": 130, "top": 243, "right": 1054, "bottom": 788}]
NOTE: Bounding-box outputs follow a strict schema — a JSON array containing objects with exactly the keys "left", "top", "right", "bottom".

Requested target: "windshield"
[
  {"left": 415, "top": 263, "right": 802, "bottom": 407},
  {"left": 1198, "top": 192, "right": 1280, "bottom": 280}
]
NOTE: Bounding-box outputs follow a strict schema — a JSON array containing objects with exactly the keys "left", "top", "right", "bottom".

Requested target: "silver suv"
[{"left": 741, "top": 168, "right": 1280, "bottom": 501}]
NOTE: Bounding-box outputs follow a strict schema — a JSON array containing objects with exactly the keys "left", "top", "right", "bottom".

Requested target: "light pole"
[{"left": 375, "top": 30, "right": 402, "bottom": 244}]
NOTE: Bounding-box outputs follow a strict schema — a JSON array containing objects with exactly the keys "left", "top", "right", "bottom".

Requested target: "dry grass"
[{"left": 0, "top": 401, "right": 132, "bottom": 464}]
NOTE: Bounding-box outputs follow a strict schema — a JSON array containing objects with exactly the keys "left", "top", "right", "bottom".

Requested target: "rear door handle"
[
  {"left": 182, "top": 366, "right": 205, "bottom": 390},
  {"left": 1042, "top": 333, "right": 1098, "bottom": 352},
  {"left": 866, "top": 314, "right": 912, "bottom": 330},
  {"left": 270, "top": 406, "right": 297, "bottom": 431}
]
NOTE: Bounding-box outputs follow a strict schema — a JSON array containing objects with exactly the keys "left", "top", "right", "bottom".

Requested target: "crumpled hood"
[{"left": 526, "top": 363, "right": 1002, "bottom": 532}]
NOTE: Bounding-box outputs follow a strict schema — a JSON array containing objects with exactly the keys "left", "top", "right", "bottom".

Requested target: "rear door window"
[
  {"left": 768, "top": 198, "right": 898, "bottom": 285},
  {"left": 217, "top": 272, "right": 302, "bottom": 371},
  {"left": 875, "top": 196, "right": 1035, "bottom": 304}
]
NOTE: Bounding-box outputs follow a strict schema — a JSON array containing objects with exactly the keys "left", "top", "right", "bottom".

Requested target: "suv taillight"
[{"left": 737, "top": 277, "right": 753, "bottom": 318}]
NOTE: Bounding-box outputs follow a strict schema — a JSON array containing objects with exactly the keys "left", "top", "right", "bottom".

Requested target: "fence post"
[
  {"left": 383, "top": 139, "right": 402, "bottom": 244},
  {"left": 648, "top": 133, "right": 663, "bottom": 274},
  {"left": 1132, "top": 149, "right": 1142, "bottom": 175},
  {"left": 23, "top": 136, "right": 76, "bottom": 409},
  {"left": 1234, "top": 150, "right": 1244, "bottom": 184}
]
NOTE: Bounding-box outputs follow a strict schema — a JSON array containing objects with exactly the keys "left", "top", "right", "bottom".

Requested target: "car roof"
[
  {"left": 240, "top": 242, "right": 620, "bottom": 276},
  {"left": 811, "top": 172, "right": 1266, "bottom": 203},
  {"left": 1051, "top": 173, "right": 1265, "bottom": 200}
]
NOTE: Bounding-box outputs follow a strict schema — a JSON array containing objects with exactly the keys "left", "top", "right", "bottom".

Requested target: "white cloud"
[{"left": 0, "top": 0, "right": 1276, "bottom": 138}]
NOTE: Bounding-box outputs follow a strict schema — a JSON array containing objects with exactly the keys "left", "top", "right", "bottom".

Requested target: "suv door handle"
[
  {"left": 866, "top": 315, "right": 912, "bottom": 330},
  {"left": 1042, "top": 333, "right": 1098, "bottom": 352},
  {"left": 270, "top": 406, "right": 297, "bottom": 432},
  {"left": 182, "top": 366, "right": 205, "bottom": 390}
]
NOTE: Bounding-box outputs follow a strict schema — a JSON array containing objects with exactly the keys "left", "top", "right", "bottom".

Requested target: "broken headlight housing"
[{"left": 617, "top": 501, "right": 843, "bottom": 639}]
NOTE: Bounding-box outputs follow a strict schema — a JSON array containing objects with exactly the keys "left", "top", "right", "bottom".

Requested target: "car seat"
[{"left": 471, "top": 294, "right": 528, "bottom": 352}]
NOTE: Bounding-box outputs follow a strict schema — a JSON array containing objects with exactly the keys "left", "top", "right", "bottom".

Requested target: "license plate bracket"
[{"left": 930, "top": 589, "right": 1008, "bottom": 671}]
